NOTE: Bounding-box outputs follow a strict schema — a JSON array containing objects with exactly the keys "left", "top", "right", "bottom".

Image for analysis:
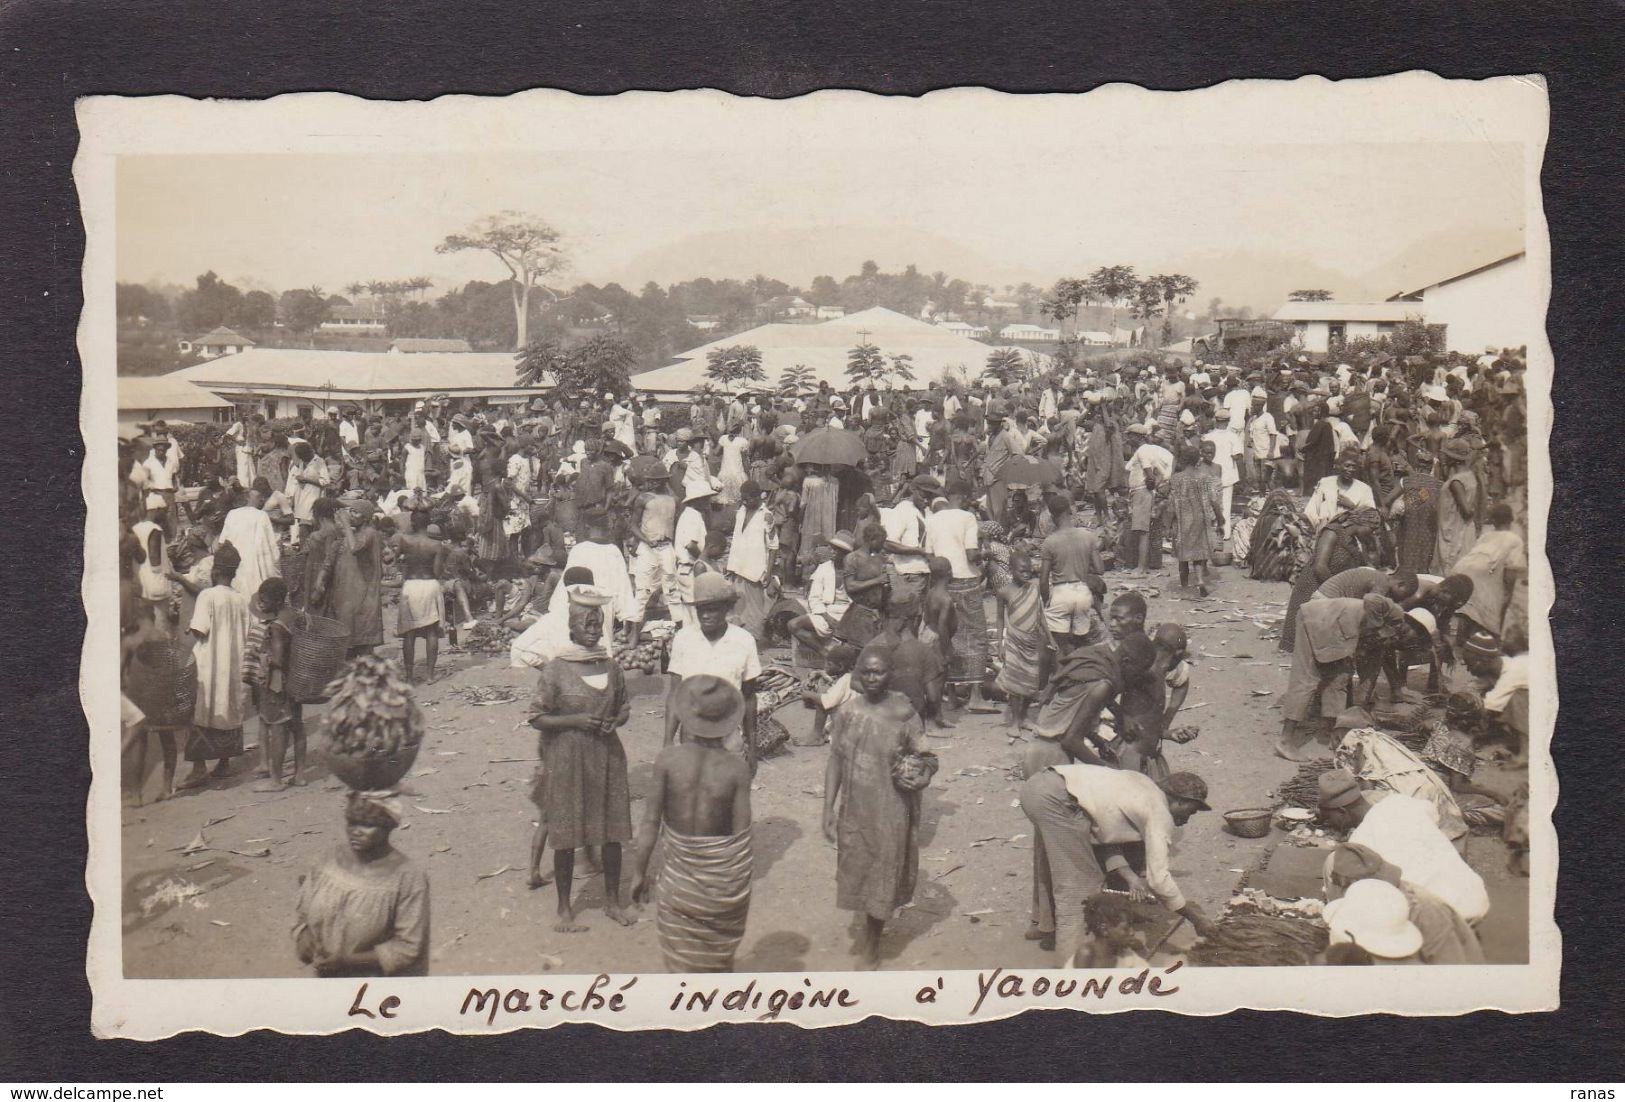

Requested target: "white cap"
[
  {"left": 1251, "top": 386, "right": 1267, "bottom": 399},
  {"left": 1404, "top": 607, "right": 1438, "bottom": 640},
  {"left": 1179, "top": 409, "right": 1196, "bottom": 426}
]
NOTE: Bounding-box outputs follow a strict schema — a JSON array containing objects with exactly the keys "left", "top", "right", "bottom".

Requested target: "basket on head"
[
  {"left": 1223, "top": 808, "right": 1274, "bottom": 838},
  {"left": 287, "top": 612, "right": 350, "bottom": 703}
]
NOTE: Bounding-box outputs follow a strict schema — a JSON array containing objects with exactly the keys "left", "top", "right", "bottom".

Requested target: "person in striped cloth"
[{"left": 630, "top": 675, "right": 754, "bottom": 973}]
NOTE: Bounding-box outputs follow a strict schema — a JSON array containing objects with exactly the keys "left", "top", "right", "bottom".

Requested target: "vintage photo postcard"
[{"left": 78, "top": 76, "right": 1557, "bottom": 1038}]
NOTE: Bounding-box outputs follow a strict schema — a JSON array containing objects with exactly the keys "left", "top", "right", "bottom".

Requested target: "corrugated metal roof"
[
  {"left": 188, "top": 326, "right": 255, "bottom": 346},
  {"left": 1272, "top": 301, "right": 1416, "bottom": 323},
  {"left": 390, "top": 338, "right": 473, "bottom": 353},
  {"left": 172, "top": 348, "right": 530, "bottom": 395},
  {"left": 118, "top": 375, "right": 235, "bottom": 411}
]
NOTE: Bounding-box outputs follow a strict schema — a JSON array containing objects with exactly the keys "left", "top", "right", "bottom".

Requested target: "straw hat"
[
  {"left": 671, "top": 675, "right": 745, "bottom": 739},
  {"left": 1324, "top": 879, "right": 1423, "bottom": 960},
  {"left": 692, "top": 573, "right": 736, "bottom": 606}
]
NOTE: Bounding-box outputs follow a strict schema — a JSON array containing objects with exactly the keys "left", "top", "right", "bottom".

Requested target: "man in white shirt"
[
  {"left": 923, "top": 478, "right": 984, "bottom": 688},
  {"left": 403, "top": 429, "right": 428, "bottom": 494},
  {"left": 725, "top": 479, "right": 777, "bottom": 637},
  {"left": 1125, "top": 431, "right": 1174, "bottom": 487},
  {"left": 1020, "top": 764, "right": 1218, "bottom": 965},
  {"left": 338, "top": 410, "right": 360, "bottom": 449},
  {"left": 142, "top": 438, "right": 182, "bottom": 536},
  {"left": 789, "top": 530, "right": 852, "bottom": 658},
  {"left": 1248, "top": 387, "right": 1280, "bottom": 491},
  {"left": 673, "top": 480, "right": 716, "bottom": 629},
  {"left": 1222, "top": 376, "right": 1253, "bottom": 487},
  {"left": 1202, "top": 412, "right": 1241, "bottom": 539},
  {"left": 1317, "top": 769, "right": 1489, "bottom": 924},
  {"left": 563, "top": 510, "right": 635, "bottom": 630},
  {"left": 665, "top": 574, "right": 763, "bottom": 767},
  {"left": 882, "top": 477, "right": 933, "bottom": 634}
]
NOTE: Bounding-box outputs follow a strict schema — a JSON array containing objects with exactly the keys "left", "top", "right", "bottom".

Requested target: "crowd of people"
[{"left": 117, "top": 339, "right": 1533, "bottom": 973}]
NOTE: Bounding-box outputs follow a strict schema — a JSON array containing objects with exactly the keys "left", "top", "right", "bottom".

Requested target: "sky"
[{"left": 110, "top": 83, "right": 1534, "bottom": 308}]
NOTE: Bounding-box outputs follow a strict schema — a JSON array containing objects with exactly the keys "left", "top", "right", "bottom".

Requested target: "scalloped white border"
[{"left": 76, "top": 80, "right": 1559, "bottom": 1039}]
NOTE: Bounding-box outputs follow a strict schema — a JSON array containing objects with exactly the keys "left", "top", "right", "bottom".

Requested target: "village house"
[
  {"left": 1270, "top": 300, "right": 1416, "bottom": 354},
  {"left": 176, "top": 326, "right": 255, "bottom": 359},
  {"left": 998, "top": 323, "right": 1060, "bottom": 342},
  {"left": 319, "top": 299, "right": 389, "bottom": 334},
  {"left": 1387, "top": 250, "right": 1534, "bottom": 354},
  {"left": 937, "top": 320, "right": 991, "bottom": 339}
]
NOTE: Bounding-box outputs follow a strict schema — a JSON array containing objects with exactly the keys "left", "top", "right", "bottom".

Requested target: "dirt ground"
[{"left": 120, "top": 564, "right": 1529, "bottom": 978}]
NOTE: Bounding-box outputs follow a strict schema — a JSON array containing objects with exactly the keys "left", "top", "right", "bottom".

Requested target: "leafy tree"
[
  {"left": 704, "top": 344, "right": 767, "bottom": 391},
  {"left": 1084, "top": 265, "right": 1138, "bottom": 335},
  {"left": 1144, "top": 273, "right": 1199, "bottom": 347},
  {"left": 116, "top": 282, "right": 170, "bottom": 324},
  {"left": 558, "top": 336, "right": 635, "bottom": 403},
  {"left": 1289, "top": 289, "right": 1334, "bottom": 302},
  {"left": 984, "top": 347, "right": 1028, "bottom": 384},
  {"left": 279, "top": 287, "right": 330, "bottom": 338},
  {"left": 808, "top": 275, "right": 841, "bottom": 306},
  {"left": 514, "top": 336, "right": 569, "bottom": 388},
  {"left": 1040, "top": 276, "right": 1092, "bottom": 329},
  {"left": 845, "top": 342, "right": 887, "bottom": 385},
  {"left": 177, "top": 270, "right": 245, "bottom": 333},
  {"left": 437, "top": 211, "right": 568, "bottom": 351},
  {"left": 777, "top": 363, "right": 815, "bottom": 396},
  {"left": 236, "top": 289, "right": 277, "bottom": 330},
  {"left": 886, "top": 352, "right": 916, "bottom": 385}
]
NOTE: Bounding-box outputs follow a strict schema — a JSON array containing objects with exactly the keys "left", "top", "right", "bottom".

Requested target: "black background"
[{"left": 1, "top": 0, "right": 1621, "bottom": 1082}]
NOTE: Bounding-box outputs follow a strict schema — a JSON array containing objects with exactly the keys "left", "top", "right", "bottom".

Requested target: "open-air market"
[{"left": 110, "top": 132, "right": 1540, "bottom": 981}]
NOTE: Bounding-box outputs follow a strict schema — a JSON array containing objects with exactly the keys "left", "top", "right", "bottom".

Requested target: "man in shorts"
[{"left": 1038, "top": 496, "right": 1105, "bottom": 651}]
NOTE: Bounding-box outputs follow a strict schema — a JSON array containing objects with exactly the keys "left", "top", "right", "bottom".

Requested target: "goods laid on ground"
[
  {"left": 611, "top": 620, "right": 675, "bottom": 676},
  {"left": 1274, "top": 758, "right": 1336, "bottom": 809},
  {"left": 1190, "top": 910, "right": 1328, "bottom": 966},
  {"left": 1247, "top": 490, "right": 1311, "bottom": 582},
  {"left": 320, "top": 654, "right": 425, "bottom": 790}
]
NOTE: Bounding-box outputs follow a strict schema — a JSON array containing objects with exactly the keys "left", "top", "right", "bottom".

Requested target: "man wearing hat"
[
  {"left": 1277, "top": 592, "right": 1406, "bottom": 760},
  {"left": 1324, "top": 843, "right": 1484, "bottom": 963},
  {"left": 672, "top": 476, "right": 718, "bottom": 628},
  {"left": 788, "top": 530, "right": 853, "bottom": 659},
  {"left": 1462, "top": 629, "right": 1529, "bottom": 765},
  {"left": 629, "top": 675, "right": 754, "bottom": 972},
  {"left": 665, "top": 574, "right": 763, "bottom": 768},
  {"left": 1317, "top": 767, "right": 1488, "bottom": 924},
  {"left": 1019, "top": 761, "right": 1218, "bottom": 965},
  {"left": 141, "top": 435, "right": 182, "bottom": 538},
  {"left": 981, "top": 401, "right": 1021, "bottom": 520}
]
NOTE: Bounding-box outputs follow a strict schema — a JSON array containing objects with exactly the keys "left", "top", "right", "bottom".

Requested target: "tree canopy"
[{"left": 704, "top": 344, "right": 767, "bottom": 391}]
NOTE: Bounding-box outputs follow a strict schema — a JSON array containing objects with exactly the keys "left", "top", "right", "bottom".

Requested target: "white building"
[
  {"left": 999, "top": 323, "right": 1060, "bottom": 342},
  {"left": 118, "top": 375, "right": 234, "bottom": 433},
  {"left": 814, "top": 305, "right": 846, "bottom": 319},
  {"left": 938, "top": 320, "right": 991, "bottom": 339},
  {"left": 177, "top": 326, "right": 255, "bottom": 359},
  {"left": 1077, "top": 330, "right": 1113, "bottom": 346},
  {"left": 1387, "top": 251, "right": 1535, "bottom": 354},
  {"left": 686, "top": 315, "right": 721, "bottom": 332},
  {"left": 1270, "top": 301, "right": 1416, "bottom": 354},
  {"left": 321, "top": 299, "right": 388, "bottom": 333}
]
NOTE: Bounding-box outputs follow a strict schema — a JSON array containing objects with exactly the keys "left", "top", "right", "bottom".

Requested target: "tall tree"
[
  {"left": 437, "top": 211, "right": 568, "bottom": 351},
  {"left": 984, "top": 347, "right": 1028, "bottom": 384},
  {"left": 1147, "top": 273, "right": 1199, "bottom": 347},
  {"left": 704, "top": 344, "right": 767, "bottom": 391},
  {"left": 1083, "top": 265, "right": 1138, "bottom": 336},
  {"left": 279, "top": 287, "right": 330, "bottom": 341},
  {"left": 844, "top": 342, "right": 887, "bottom": 386},
  {"left": 235, "top": 289, "right": 277, "bottom": 330},
  {"left": 516, "top": 334, "right": 634, "bottom": 404},
  {"left": 777, "top": 363, "right": 815, "bottom": 396},
  {"left": 177, "top": 270, "right": 244, "bottom": 333},
  {"left": 1289, "top": 288, "right": 1334, "bottom": 301}
]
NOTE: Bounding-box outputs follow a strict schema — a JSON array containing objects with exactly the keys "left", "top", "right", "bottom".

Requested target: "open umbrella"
[
  {"left": 791, "top": 426, "right": 867, "bottom": 467},
  {"left": 998, "top": 455, "right": 1063, "bottom": 486}
]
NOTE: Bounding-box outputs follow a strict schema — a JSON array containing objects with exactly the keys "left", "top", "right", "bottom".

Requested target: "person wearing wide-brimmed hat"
[
  {"left": 629, "top": 675, "right": 754, "bottom": 973},
  {"left": 1323, "top": 844, "right": 1483, "bottom": 964},
  {"left": 664, "top": 573, "right": 764, "bottom": 767},
  {"left": 788, "top": 530, "right": 854, "bottom": 660},
  {"left": 1276, "top": 592, "right": 1405, "bottom": 761},
  {"left": 1316, "top": 767, "right": 1487, "bottom": 923}
]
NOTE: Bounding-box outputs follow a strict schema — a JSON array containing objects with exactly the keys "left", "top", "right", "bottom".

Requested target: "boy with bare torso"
[
  {"left": 631, "top": 675, "right": 754, "bottom": 972},
  {"left": 393, "top": 510, "right": 446, "bottom": 683}
]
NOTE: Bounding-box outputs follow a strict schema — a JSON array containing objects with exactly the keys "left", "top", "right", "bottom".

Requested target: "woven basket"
[
  {"left": 1223, "top": 807, "right": 1275, "bottom": 838},
  {"left": 126, "top": 636, "right": 197, "bottom": 727},
  {"left": 287, "top": 612, "right": 349, "bottom": 703}
]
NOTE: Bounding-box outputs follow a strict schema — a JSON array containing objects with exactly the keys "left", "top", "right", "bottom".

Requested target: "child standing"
[
  {"left": 994, "top": 551, "right": 1050, "bottom": 733},
  {"left": 249, "top": 577, "right": 305, "bottom": 790}
]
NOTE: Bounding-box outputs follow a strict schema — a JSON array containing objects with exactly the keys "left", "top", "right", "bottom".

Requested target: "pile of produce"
[
  {"left": 1189, "top": 912, "right": 1328, "bottom": 966},
  {"left": 320, "top": 655, "right": 425, "bottom": 790},
  {"left": 459, "top": 620, "right": 514, "bottom": 657},
  {"left": 1273, "top": 757, "right": 1335, "bottom": 810},
  {"left": 1246, "top": 489, "right": 1311, "bottom": 582},
  {"left": 612, "top": 621, "right": 673, "bottom": 675}
]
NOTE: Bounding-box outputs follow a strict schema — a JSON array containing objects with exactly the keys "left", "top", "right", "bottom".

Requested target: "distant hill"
[{"left": 617, "top": 225, "right": 1043, "bottom": 289}]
